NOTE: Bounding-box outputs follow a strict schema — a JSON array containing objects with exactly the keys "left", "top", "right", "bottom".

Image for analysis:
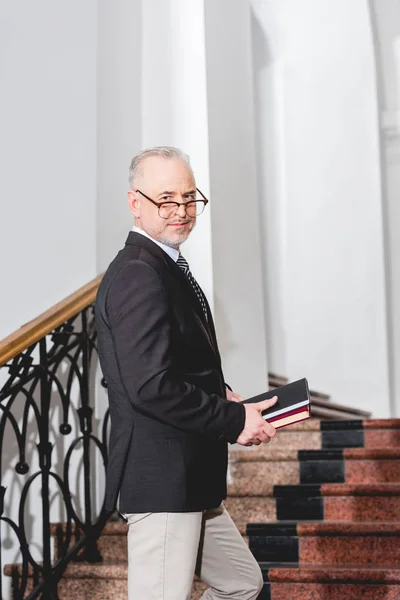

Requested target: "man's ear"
[{"left": 128, "top": 190, "right": 140, "bottom": 218}]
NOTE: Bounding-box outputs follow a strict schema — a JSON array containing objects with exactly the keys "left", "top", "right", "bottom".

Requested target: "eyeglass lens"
[{"left": 159, "top": 200, "right": 205, "bottom": 219}]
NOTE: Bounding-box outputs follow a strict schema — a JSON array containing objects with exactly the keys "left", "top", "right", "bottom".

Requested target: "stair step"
[
  {"left": 310, "top": 397, "right": 370, "bottom": 417},
  {"left": 273, "top": 483, "right": 400, "bottom": 521},
  {"left": 321, "top": 419, "right": 400, "bottom": 449},
  {"left": 228, "top": 447, "right": 400, "bottom": 496},
  {"left": 228, "top": 461, "right": 299, "bottom": 496},
  {"left": 275, "top": 482, "right": 400, "bottom": 496},
  {"left": 51, "top": 521, "right": 128, "bottom": 563},
  {"left": 4, "top": 560, "right": 218, "bottom": 600},
  {"left": 266, "top": 582, "right": 400, "bottom": 599},
  {"left": 268, "top": 373, "right": 330, "bottom": 403},
  {"left": 261, "top": 563, "right": 400, "bottom": 600},
  {"left": 262, "top": 563, "right": 400, "bottom": 600},
  {"left": 299, "top": 448, "right": 400, "bottom": 484},
  {"left": 224, "top": 496, "right": 276, "bottom": 525},
  {"left": 8, "top": 560, "right": 400, "bottom": 600},
  {"left": 230, "top": 443, "right": 320, "bottom": 462},
  {"left": 247, "top": 521, "right": 400, "bottom": 564},
  {"left": 229, "top": 420, "right": 400, "bottom": 464},
  {"left": 263, "top": 562, "right": 400, "bottom": 583}
]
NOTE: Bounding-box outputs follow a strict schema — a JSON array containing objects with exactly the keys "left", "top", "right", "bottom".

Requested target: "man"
[{"left": 95, "top": 146, "right": 277, "bottom": 600}]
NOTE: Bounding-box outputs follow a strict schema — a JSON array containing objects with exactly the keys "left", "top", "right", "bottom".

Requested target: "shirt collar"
[{"left": 132, "top": 226, "right": 180, "bottom": 262}]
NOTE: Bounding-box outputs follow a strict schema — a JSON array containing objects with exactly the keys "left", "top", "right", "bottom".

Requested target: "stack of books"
[{"left": 243, "top": 378, "right": 311, "bottom": 429}]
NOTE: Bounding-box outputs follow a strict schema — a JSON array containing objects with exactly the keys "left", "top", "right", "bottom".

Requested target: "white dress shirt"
[{"left": 132, "top": 226, "right": 179, "bottom": 262}]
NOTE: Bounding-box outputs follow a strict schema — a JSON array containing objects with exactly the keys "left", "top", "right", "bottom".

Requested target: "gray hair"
[{"left": 128, "top": 146, "right": 194, "bottom": 188}]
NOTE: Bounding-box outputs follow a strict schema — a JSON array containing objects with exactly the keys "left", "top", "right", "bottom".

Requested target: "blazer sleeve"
[{"left": 105, "top": 260, "right": 245, "bottom": 443}]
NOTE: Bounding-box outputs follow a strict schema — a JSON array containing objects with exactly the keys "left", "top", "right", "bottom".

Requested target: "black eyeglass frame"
[{"left": 135, "top": 188, "right": 209, "bottom": 219}]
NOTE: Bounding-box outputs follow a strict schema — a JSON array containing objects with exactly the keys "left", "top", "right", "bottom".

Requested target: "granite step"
[
  {"left": 51, "top": 521, "right": 128, "bottom": 563},
  {"left": 247, "top": 521, "right": 400, "bottom": 565},
  {"left": 224, "top": 496, "right": 276, "bottom": 526},
  {"left": 228, "top": 447, "right": 400, "bottom": 496},
  {"left": 299, "top": 448, "right": 400, "bottom": 484},
  {"left": 273, "top": 483, "right": 400, "bottom": 521},
  {"left": 228, "top": 461, "right": 299, "bottom": 496},
  {"left": 320, "top": 419, "right": 400, "bottom": 448},
  {"left": 3, "top": 560, "right": 217, "bottom": 600},
  {"left": 8, "top": 560, "right": 400, "bottom": 600},
  {"left": 193, "top": 563, "right": 400, "bottom": 599},
  {"left": 229, "top": 419, "right": 400, "bottom": 464},
  {"left": 262, "top": 563, "right": 400, "bottom": 600},
  {"left": 3, "top": 561, "right": 128, "bottom": 599}
]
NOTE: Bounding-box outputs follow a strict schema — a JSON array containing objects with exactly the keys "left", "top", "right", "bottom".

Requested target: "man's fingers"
[
  {"left": 264, "top": 421, "right": 277, "bottom": 438},
  {"left": 256, "top": 395, "right": 278, "bottom": 412}
]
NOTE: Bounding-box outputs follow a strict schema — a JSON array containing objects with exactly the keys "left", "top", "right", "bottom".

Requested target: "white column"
[
  {"left": 250, "top": 0, "right": 390, "bottom": 415},
  {"left": 141, "top": 0, "right": 269, "bottom": 395},
  {"left": 369, "top": 0, "right": 400, "bottom": 417},
  {"left": 203, "top": 0, "right": 269, "bottom": 396},
  {"left": 250, "top": 0, "right": 289, "bottom": 377},
  {"left": 141, "top": 0, "right": 214, "bottom": 308}
]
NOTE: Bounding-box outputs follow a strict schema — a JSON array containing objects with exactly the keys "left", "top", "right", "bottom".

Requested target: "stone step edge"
[
  {"left": 247, "top": 520, "right": 400, "bottom": 537},
  {"left": 229, "top": 418, "right": 400, "bottom": 432},
  {"left": 299, "top": 448, "right": 400, "bottom": 460},
  {"left": 6, "top": 560, "right": 400, "bottom": 586},
  {"left": 310, "top": 397, "right": 370, "bottom": 417},
  {"left": 229, "top": 447, "right": 400, "bottom": 463},
  {"left": 3, "top": 561, "right": 127, "bottom": 580},
  {"left": 259, "top": 562, "right": 400, "bottom": 584},
  {"left": 274, "top": 483, "right": 400, "bottom": 497}
]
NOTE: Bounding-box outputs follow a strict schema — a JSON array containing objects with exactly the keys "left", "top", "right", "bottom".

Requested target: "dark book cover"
[{"left": 243, "top": 378, "right": 310, "bottom": 420}]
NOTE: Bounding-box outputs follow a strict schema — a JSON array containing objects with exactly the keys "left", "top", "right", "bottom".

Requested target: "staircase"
[
  {"left": 5, "top": 415, "right": 400, "bottom": 599},
  {"left": 2, "top": 274, "right": 395, "bottom": 599},
  {"left": 228, "top": 416, "right": 400, "bottom": 600}
]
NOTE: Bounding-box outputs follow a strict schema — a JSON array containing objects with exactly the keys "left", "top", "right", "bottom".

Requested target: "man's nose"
[{"left": 177, "top": 203, "right": 187, "bottom": 218}]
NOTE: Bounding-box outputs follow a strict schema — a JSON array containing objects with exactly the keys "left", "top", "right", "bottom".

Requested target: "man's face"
[{"left": 128, "top": 156, "right": 197, "bottom": 249}]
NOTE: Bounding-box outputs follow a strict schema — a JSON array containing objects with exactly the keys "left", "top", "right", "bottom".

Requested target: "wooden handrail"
[{"left": 0, "top": 275, "right": 103, "bottom": 367}]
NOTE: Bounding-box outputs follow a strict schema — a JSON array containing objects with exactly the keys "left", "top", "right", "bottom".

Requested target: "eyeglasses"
[{"left": 135, "top": 188, "right": 209, "bottom": 219}]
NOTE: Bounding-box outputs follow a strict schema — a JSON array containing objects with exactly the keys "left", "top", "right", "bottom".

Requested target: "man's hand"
[
  {"left": 236, "top": 396, "right": 278, "bottom": 447},
  {"left": 226, "top": 387, "right": 244, "bottom": 402}
]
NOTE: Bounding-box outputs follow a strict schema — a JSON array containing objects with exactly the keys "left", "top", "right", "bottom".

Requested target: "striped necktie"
[{"left": 176, "top": 254, "right": 208, "bottom": 321}]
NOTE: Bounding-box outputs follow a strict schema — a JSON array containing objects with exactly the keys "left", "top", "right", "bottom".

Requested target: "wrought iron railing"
[{"left": 0, "top": 276, "right": 109, "bottom": 600}]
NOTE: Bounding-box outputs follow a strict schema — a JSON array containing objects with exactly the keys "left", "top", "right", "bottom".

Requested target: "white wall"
[
  {"left": 0, "top": 3, "right": 98, "bottom": 596},
  {"left": 0, "top": 0, "right": 97, "bottom": 340},
  {"left": 251, "top": 0, "right": 390, "bottom": 416},
  {"left": 96, "top": 0, "right": 142, "bottom": 273}
]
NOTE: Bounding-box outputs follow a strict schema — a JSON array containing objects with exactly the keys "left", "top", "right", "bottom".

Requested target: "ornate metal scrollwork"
[{"left": 0, "top": 305, "right": 110, "bottom": 600}]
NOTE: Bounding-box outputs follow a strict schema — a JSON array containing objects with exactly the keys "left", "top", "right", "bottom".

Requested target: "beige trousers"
[{"left": 123, "top": 503, "right": 263, "bottom": 600}]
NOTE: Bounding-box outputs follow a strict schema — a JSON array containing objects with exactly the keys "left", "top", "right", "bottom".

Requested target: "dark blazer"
[{"left": 95, "top": 232, "right": 245, "bottom": 513}]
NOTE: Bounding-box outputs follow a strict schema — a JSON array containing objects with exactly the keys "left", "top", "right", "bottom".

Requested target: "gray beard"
[
  {"left": 158, "top": 222, "right": 195, "bottom": 249},
  {"left": 158, "top": 234, "right": 187, "bottom": 249}
]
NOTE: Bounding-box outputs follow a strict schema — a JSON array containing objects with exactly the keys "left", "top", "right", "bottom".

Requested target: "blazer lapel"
[{"left": 125, "top": 232, "right": 220, "bottom": 360}]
